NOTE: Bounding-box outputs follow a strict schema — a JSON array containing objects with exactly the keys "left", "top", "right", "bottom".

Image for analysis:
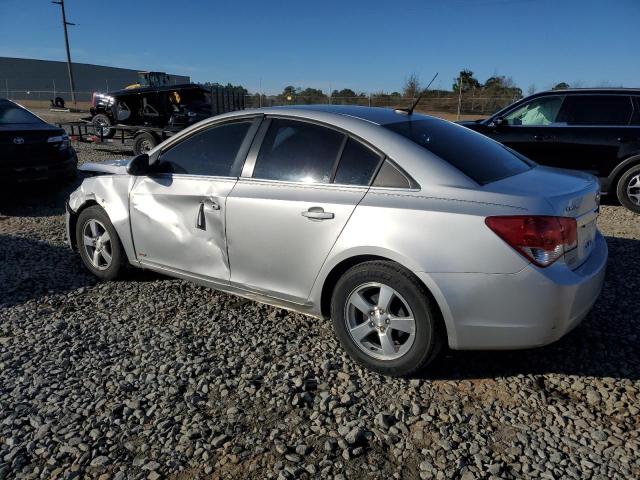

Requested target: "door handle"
[
  {"left": 301, "top": 206, "right": 334, "bottom": 221},
  {"left": 195, "top": 202, "right": 206, "bottom": 230},
  {"left": 533, "top": 134, "right": 556, "bottom": 141},
  {"left": 617, "top": 137, "right": 638, "bottom": 143}
]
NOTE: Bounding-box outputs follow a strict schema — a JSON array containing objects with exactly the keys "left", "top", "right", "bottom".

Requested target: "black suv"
[{"left": 459, "top": 89, "right": 640, "bottom": 213}]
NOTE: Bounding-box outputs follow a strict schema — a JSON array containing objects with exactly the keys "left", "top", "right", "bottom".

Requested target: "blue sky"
[{"left": 0, "top": 0, "right": 638, "bottom": 94}]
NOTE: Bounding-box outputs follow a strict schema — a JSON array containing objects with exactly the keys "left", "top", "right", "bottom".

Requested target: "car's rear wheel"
[
  {"left": 616, "top": 164, "right": 640, "bottom": 214},
  {"left": 330, "top": 261, "right": 441, "bottom": 376},
  {"left": 92, "top": 113, "right": 115, "bottom": 139},
  {"left": 75, "top": 206, "right": 127, "bottom": 280}
]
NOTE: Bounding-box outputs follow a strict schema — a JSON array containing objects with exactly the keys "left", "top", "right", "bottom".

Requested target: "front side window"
[
  {"left": 503, "top": 96, "right": 564, "bottom": 126},
  {"left": 556, "top": 95, "right": 633, "bottom": 126},
  {"left": 253, "top": 119, "right": 345, "bottom": 183},
  {"left": 158, "top": 120, "right": 252, "bottom": 176},
  {"left": 385, "top": 118, "right": 532, "bottom": 184}
]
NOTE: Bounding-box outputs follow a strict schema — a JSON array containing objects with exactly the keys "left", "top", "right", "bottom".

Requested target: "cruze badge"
[
  {"left": 13, "top": 137, "right": 25, "bottom": 145},
  {"left": 565, "top": 203, "right": 579, "bottom": 213}
]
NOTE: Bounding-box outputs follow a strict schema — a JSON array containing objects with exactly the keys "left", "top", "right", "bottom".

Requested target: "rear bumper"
[
  {"left": 0, "top": 153, "right": 77, "bottom": 183},
  {"left": 419, "top": 232, "right": 608, "bottom": 350}
]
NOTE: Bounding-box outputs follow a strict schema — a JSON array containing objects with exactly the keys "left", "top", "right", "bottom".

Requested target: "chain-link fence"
[
  {"left": 245, "top": 93, "right": 518, "bottom": 117},
  {"left": 4, "top": 88, "right": 519, "bottom": 118}
]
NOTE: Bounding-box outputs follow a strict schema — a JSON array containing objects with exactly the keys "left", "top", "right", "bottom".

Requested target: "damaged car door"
[{"left": 129, "top": 118, "right": 259, "bottom": 281}]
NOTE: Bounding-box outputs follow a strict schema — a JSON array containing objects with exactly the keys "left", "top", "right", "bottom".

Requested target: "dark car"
[
  {"left": 0, "top": 99, "right": 77, "bottom": 184},
  {"left": 90, "top": 84, "right": 213, "bottom": 138},
  {"left": 459, "top": 89, "right": 640, "bottom": 213}
]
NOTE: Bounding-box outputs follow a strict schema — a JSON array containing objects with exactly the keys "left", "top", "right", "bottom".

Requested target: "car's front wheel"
[
  {"left": 616, "top": 164, "right": 640, "bottom": 214},
  {"left": 75, "top": 205, "right": 127, "bottom": 280},
  {"left": 330, "top": 261, "right": 441, "bottom": 376}
]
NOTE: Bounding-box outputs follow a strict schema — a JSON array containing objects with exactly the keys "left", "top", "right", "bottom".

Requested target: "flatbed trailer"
[{"left": 56, "top": 121, "right": 181, "bottom": 155}]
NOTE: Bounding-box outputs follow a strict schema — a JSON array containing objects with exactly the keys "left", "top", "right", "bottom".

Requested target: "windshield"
[
  {"left": 384, "top": 118, "right": 532, "bottom": 184},
  {"left": 0, "top": 103, "right": 43, "bottom": 125}
]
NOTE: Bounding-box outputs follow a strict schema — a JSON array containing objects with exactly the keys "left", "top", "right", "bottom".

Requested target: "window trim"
[
  {"left": 151, "top": 116, "right": 263, "bottom": 179},
  {"left": 240, "top": 114, "right": 418, "bottom": 189}
]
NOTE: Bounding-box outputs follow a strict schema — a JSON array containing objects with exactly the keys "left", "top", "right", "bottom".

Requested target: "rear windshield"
[
  {"left": 0, "top": 103, "right": 43, "bottom": 125},
  {"left": 384, "top": 118, "right": 532, "bottom": 184}
]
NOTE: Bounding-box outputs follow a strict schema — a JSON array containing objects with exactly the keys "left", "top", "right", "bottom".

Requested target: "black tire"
[
  {"left": 92, "top": 113, "right": 115, "bottom": 139},
  {"left": 616, "top": 164, "right": 640, "bottom": 214},
  {"left": 54, "top": 96, "right": 65, "bottom": 108},
  {"left": 133, "top": 132, "right": 158, "bottom": 156},
  {"left": 330, "top": 260, "right": 442, "bottom": 377},
  {"left": 75, "top": 205, "right": 127, "bottom": 280}
]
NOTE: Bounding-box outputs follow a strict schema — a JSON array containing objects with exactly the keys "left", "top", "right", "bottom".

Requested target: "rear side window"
[
  {"left": 631, "top": 97, "right": 640, "bottom": 125},
  {"left": 253, "top": 119, "right": 345, "bottom": 183},
  {"left": 333, "top": 138, "right": 381, "bottom": 185},
  {"left": 0, "top": 103, "right": 43, "bottom": 125},
  {"left": 384, "top": 118, "right": 531, "bottom": 184},
  {"left": 372, "top": 160, "right": 412, "bottom": 188},
  {"left": 159, "top": 121, "right": 252, "bottom": 176},
  {"left": 556, "top": 95, "right": 633, "bottom": 126}
]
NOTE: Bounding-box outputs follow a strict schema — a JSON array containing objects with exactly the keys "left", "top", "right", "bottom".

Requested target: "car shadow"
[
  {"left": 0, "top": 176, "right": 84, "bottom": 218},
  {"left": 422, "top": 236, "right": 640, "bottom": 381},
  {"left": 0, "top": 233, "right": 169, "bottom": 308},
  {"left": 0, "top": 234, "right": 97, "bottom": 307}
]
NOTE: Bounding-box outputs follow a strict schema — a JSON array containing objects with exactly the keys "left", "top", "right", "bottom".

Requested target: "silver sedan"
[{"left": 66, "top": 106, "right": 607, "bottom": 376}]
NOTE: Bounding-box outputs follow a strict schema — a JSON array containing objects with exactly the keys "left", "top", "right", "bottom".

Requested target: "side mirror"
[
  {"left": 491, "top": 117, "right": 507, "bottom": 128},
  {"left": 126, "top": 153, "right": 150, "bottom": 175}
]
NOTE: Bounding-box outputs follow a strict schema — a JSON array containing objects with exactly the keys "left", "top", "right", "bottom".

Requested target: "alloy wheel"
[
  {"left": 344, "top": 282, "right": 416, "bottom": 361},
  {"left": 627, "top": 174, "right": 640, "bottom": 206},
  {"left": 82, "top": 219, "right": 113, "bottom": 270}
]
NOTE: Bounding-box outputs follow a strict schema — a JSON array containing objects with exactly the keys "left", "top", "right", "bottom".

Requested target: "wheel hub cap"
[
  {"left": 627, "top": 174, "right": 640, "bottom": 206},
  {"left": 82, "top": 219, "right": 113, "bottom": 271},
  {"left": 345, "top": 282, "right": 416, "bottom": 361}
]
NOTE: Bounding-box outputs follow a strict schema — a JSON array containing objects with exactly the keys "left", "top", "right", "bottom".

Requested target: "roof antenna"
[{"left": 395, "top": 72, "right": 439, "bottom": 115}]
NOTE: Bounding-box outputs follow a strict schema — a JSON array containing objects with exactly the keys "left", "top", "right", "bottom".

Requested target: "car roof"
[
  {"left": 534, "top": 88, "right": 640, "bottom": 96},
  {"left": 268, "top": 104, "right": 418, "bottom": 125},
  {"left": 108, "top": 83, "right": 206, "bottom": 95}
]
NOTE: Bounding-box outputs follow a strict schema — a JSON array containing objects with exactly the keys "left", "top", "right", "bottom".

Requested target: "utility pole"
[
  {"left": 52, "top": 0, "right": 76, "bottom": 107},
  {"left": 456, "top": 73, "right": 463, "bottom": 121}
]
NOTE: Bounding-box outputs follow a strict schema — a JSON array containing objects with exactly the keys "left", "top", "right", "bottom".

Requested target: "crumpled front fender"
[{"left": 66, "top": 174, "right": 139, "bottom": 266}]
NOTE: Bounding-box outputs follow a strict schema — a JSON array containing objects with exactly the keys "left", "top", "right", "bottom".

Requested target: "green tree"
[
  {"left": 552, "top": 82, "right": 570, "bottom": 90},
  {"left": 452, "top": 69, "right": 481, "bottom": 93}
]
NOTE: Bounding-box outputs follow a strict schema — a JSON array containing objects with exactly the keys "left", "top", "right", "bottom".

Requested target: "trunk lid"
[
  {"left": 0, "top": 124, "right": 67, "bottom": 167},
  {"left": 486, "top": 166, "right": 601, "bottom": 269}
]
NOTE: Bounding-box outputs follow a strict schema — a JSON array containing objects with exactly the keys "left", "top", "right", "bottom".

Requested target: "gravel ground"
[{"left": 1, "top": 142, "right": 639, "bottom": 480}]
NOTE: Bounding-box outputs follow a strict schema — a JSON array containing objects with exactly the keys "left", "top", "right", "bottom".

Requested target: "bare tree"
[
  {"left": 527, "top": 84, "right": 537, "bottom": 96},
  {"left": 403, "top": 73, "right": 421, "bottom": 99}
]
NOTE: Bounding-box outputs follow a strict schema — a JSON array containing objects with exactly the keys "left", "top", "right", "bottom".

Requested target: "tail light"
[{"left": 485, "top": 216, "right": 577, "bottom": 267}]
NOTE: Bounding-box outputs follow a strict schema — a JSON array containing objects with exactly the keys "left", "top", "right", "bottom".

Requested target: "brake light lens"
[
  {"left": 47, "top": 134, "right": 70, "bottom": 150},
  {"left": 485, "top": 216, "right": 577, "bottom": 267}
]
